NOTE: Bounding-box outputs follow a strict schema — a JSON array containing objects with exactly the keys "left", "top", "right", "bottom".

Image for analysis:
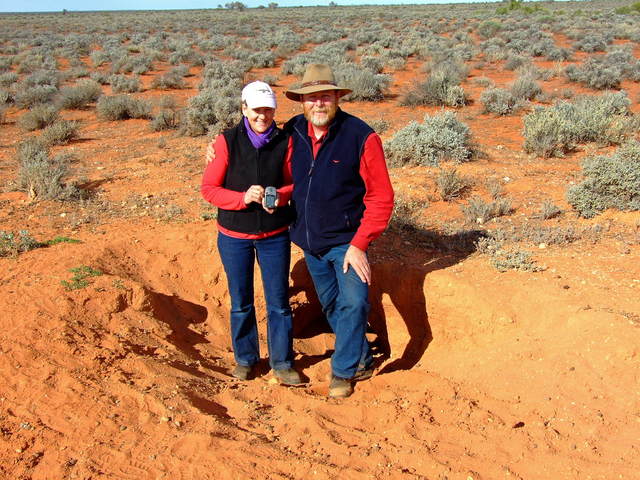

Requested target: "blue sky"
[{"left": 3, "top": 0, "right": 501, "bottom": 13}]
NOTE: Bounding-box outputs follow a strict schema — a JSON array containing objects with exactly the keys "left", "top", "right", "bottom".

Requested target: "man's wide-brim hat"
[{"left": 285, "top": 63, "right": 352, "bottom": 101}]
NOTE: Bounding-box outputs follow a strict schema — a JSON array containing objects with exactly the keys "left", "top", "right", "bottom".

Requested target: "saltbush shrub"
[
  {"left": 151, "top": 69, "right": 186, "bottom": 90},
  {"left": 96, "top": 95, "right": 152, "bottom": 120},
  {"left": 0, "top": 230, "right": 41, "bottom": 257},
  {"left": 565, "top": 58, "right": 622, "bottom": 90},
  {"left": 523, "top": 92, "right": 639, "bottom": 157},
  {"left": 481, "top": 87, "right": 521, "bottom": 115},
  {"left": 181, "top": 86, "right": 241, "bottom": 136},
  {"left": 15, "top": 140, "right": 80, "bottom": 201},
  {"left": 401, "top": 69, "right": 467, "bottom": 107},
  {"left": 18, "top": 105, "right": 59, "bottom": 131},
  {"left": 110, "top": 74, "right": 141, "bottom": 93},
  {"left": 58, "top": 79, "right": 103, "bottom": 109},
  {"left": 567, "top": 141, "right": 640, "bottom": 218},
  {"left": 40, "top": 120, "right": 80, "bottom": 146},
  {"left": 385, "top": 111, "right": 473, "bottom": 167},
  {"left": 436, "top": 168, "right": 471, "bottom": 201},
  {"left": 334, "top": 64, "right": 390, "bottom": 102},
  {"left": 14, "top": 85, "right": 57, "bottom": 108},
  {"left": 0, "top": 72, "right": 18, "bottom": 88}
]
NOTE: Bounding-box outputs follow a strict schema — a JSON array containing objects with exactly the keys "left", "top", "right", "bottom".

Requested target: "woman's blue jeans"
[
  {"left": 303, "top": 244, "right": 372, "bottom": 379},
  {"left": 217, "top": 231, "right": 294, "bottom": 370}
]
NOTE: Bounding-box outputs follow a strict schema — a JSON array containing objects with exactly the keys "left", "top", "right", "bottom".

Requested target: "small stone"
[
  {"left": 268, "top": 377, "right": 279, "bottom": 385},
  {"left": 160, "top": 416, "right": 170, "bottom": 422},
  {"left": 538, "top": 243, "right": 547, "bottom": 249},
  {"left": 60, "top": 212, "right": 67, "bottom": 218}
]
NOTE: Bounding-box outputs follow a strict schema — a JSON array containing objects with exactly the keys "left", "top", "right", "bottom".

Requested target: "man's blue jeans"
[
  {"left": 304, "top": 244, "right": 372, "bottom": 379},
  {"left": 217, "top": 231, "right": 294, "bottom": 370}
]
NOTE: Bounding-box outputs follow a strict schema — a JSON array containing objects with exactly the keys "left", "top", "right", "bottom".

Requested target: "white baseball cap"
[{"left": 241, "top": 81, "right": 277, "bottom": 110}]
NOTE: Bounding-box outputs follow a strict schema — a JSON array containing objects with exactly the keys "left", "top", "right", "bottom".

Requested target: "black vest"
[
  {"left": 285, "top": 109, "right": 373, "bottom": 254},
  {"left": 217, "top": 121, "right": 293, "bottom": 234}
]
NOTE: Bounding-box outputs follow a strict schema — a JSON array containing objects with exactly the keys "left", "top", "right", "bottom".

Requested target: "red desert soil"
[{"left": 1, "top": 48, "right": 640, "bottom": 479}]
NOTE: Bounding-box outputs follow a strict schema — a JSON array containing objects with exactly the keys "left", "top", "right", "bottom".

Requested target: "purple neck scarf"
[{"left": 244, "top": 117, "right": 276, "bottom": 149}]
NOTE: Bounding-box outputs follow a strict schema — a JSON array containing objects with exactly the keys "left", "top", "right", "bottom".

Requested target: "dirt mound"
[{"left": 1, "top": 222, "right": 639, "bottom": 479}]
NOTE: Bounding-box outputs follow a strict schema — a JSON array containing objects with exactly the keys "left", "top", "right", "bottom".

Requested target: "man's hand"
[
  {"left": 205, "top": 139, "right": 217, "bottom": 164},
  {"left": 343, "top": 245, "right": 370, "bottom": 284},
  {"left": 244, "top": 185, "right": 264, "bottom": 205}
]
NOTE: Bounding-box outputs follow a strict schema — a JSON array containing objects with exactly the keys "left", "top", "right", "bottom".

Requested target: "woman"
[{"left": 201, "top": 81, "right": 301, "bottom": 385}]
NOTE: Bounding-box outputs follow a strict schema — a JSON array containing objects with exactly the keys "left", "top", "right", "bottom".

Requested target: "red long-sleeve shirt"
[
  {"left": 201, "top": 134, "right": 293, "bottom": 240},
  {"left": 201, "top": 122, "right": 394, "bottom": 249}
]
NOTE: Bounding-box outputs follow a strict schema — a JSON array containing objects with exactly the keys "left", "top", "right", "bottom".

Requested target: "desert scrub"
[
  {"left": 0, "top": 72, "right": 18, "bottom": 88},
  {"left": 388, "top": 194, "right": 424, "bottom": 233},
  {"left": 18, "top": 105, "right": 59, "bottom": 131},
  {"left": 40, "top": 120, "right": 80, "bottom": 147},
  {"left": 385, "top": 111, "right": 473, "bottom": 167},
  {"left": 14, "top": 85, "right": 58, "bottom": 109},
  {"left": 15, "top": 140, "right": 81, "bottom": 201},
  {"left": 510, "top": 72, "right": 542, "bottom": 101},
  {"left": 199, "top": 60, "right": 246, "bottom": 91},
  {"left": 435, "top": 168, "right": 471, "bottom": 201},
  {"left": 181, "top": 86, "right": 241, "bottom": 137},
  {"left": 567, "top": 141, "right": 640, "bottom": 218},
  {"left": 110, "top": 74, "right": 141, "bottom": 93},
  {"left": 523, "top": 91, "right": 639, "bottom": 157},
  {"left": 476, "top": 233, "right": 544, "bottom": 273},
  {"left": 58, "top": 79, "right": 103, "bottom": 109},
  {"left": 0, "top": 230, "right": 42, "bottom": 257},
  {"left": 335, "top": 63, "right": 390, "bottom": 102},
  {"left": 61, "top": 266, "right": 103, "bottom": 291},
  {"left": 401, "top": 60, "right": 468, "bottom": 107},
  {"left": 480, "top": 88, "right": 522, "bottom": 115},
  {"left": 151, "top": 68, "right": 186, "bottom": 90},
  {"left": 565, "top": 58, "right": 622, "bottom": 90},
  {"left": 151, "top": 97, "right": 181, "bottom": 131},
  {"left": 96, "top": 95, "right": 152, "bottom": 120},
  {"left": 461, "top": 196, "right": 512, "bottom": 224}
]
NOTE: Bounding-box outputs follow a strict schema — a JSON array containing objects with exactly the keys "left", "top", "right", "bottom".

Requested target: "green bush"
[
  {"left": 565, "top": 59, "right": 622, "bottom": 90},
  {"left": 151, "top": 69, "right": 186, "bottom": 90},
  {"left": 523, "top": 92, "right": 639, "bottom": 157},
  {"left": 567, "top": 141, "right": 640, "bottom": 218},
  {"left": 435, "top": 168, "right": 471, "bottom": 201},
  {"left": 58, "top": 79, "right": 103, "bottom": 109},
  {"left": 181, "top": 86, "right": 241, "bottom": 137},
  {"left": 96, "top": 95, "right": 152, "bottom": 120},
  {"left": 401, "top": 70, "right": 467, "bottom": 107},
  {"left": 480, "top": 87, "right": 521, "bottom": 115},
  {"left": 18, "top": 105, "right": 59, "bottom": 131},
  {"left": 40, "top": 120, "right": 80, "bottom": 146},
  {"left": 0, "top": 72, "right": 18, "bottom": 88},
  {"left": 0, "top": 230, "right": 42, "bottom": 257},
  {"left": 335, "top": 63, "right": 390, "bottom": 102},
  {"left": 462, "top": 196, "right": 512, "bottom": 224},
  {"left": 385, "top": 111, "right": 473, "bottom": 167},
  {"left": 110, "top": 74, "right": 141, "bottom": 93},
  {"left": 14, "top": 85, "right": 57, "bottom": 109},
  {"left": 15, "top": 140, "right": 80, "bottom": 201}
]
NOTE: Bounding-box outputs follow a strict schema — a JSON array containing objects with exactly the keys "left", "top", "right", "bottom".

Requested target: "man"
[{"left": 284, "top": 64, "right": 394, "bottom": 398}]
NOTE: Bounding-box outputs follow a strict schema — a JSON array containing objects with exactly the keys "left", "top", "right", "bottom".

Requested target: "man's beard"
[{"left": 304, "top": 104, "right": 337, "bottom": 127}]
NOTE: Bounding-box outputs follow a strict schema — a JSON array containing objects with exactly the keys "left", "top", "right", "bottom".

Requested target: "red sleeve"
[
  {"left": 201, "top": 135, "right": 247, "bottom": 210},
  {"left": 277, "top": 136, "right": 294, "bottom": 206},
  {"left": 351, "top": 133, "right": 394, "bottom": 251}
]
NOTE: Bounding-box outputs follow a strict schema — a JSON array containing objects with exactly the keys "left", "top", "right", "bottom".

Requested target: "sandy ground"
[{"left": 1, "top": 35, "right": 640, "bottom": 480}]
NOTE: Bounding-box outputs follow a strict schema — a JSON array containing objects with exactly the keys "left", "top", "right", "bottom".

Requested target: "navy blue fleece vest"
[
  {"left": 217, "top": 121, "right": 293, "bottom": 234},
  {"left": 286, "top": 109, "right": 373, "bottom": 254}
]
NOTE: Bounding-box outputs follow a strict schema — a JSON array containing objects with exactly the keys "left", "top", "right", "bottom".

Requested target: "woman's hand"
[{"left": 244, "top": 185, "right": 264, "bottom": 205}]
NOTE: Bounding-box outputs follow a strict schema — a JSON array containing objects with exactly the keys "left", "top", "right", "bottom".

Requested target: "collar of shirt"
[{"left": 306, "top": 120, "right": 327, "bottom": 158}]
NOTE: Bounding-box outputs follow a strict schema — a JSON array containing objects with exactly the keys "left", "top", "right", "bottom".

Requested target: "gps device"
[{"left": 264, "top": 186, "right": 277, "bottom": 209}]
